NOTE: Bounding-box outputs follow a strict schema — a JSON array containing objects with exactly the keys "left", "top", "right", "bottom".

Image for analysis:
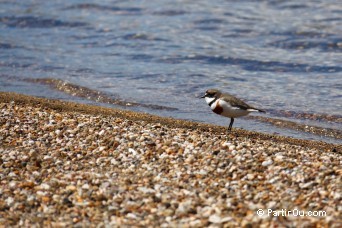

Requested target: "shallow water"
[{"left": 0, "top": 0, "right": 341, "bottom": 144}]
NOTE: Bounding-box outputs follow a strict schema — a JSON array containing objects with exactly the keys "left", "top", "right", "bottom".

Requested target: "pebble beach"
[{"left": 0, "top": 92, "right": 341, "bottom": 227}]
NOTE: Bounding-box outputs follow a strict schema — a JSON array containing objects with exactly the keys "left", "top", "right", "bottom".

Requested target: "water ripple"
[
  {"left": 152, "top": 10, "right": 188, "bottom": 16},
  {"left": 267, "top": 31, "right": 341, "bottom": 52},
  {"left": 0, "top": 16, "right": 87, "bottom": 28},
  {"left": 0, "top": 43, "right": 19, "bottom": 49},
  {"left": 121, "top": 33, "right": 168, "bottom": 42},
  {"left": 63, "top": 3, "right": 143, "bottom": 15},
  {"left": 157, "top": 55, "right": 342, "bottom": 73},
  {"left": 269, "top": 39, "right": 342, "bottom": 52}
]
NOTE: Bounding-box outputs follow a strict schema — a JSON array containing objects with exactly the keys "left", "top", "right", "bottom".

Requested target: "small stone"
[
  {"left": 197, "top": 169, "right": 208, "bottom": 175},
  {"left": 66, "top": 185, "right": 77, "bottom": 191},
  {"left": 299, "top": 182, "right": 314, "bottom": 189},
  {"left": 209, "top": 214, "right": 222, "bottom": 223},
  {"left": 99, "top": 146, "right": 106, "bottom": 152},
  {"left": 229, "top": 145, "right": 236, "bottom": 151},
  {"left": 246, "top": 174, "right": 255, "bottom": 180},
  {"left": 274, "top": 155, "right": 284, "bottom": 162},
  {"left": 128, "top": 148, "right": 137, "bottom": 156},
  {"left": 5, "top": 197, "right": 14, "bottom": 206},
  {"left": 126, "top": 213, "right": 138, "bottom": 220},
  {"left": 82, "top": 183, "right": 90, "bottom": 189},
  {"left": 262, "top": 160, "right": 273, "bottom": 166},
  {"left": 267, "top": 201, "right": 277, "bottom": 209},
  {"left": 39, "top": 183, "right": 51, "bottom": 190},
  {"left": 41, "top": 196, "right": 51, "bottom": 203}
]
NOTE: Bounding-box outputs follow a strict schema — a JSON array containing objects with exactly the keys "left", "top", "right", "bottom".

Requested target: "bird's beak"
[{"left": 200, "top": 94, "right": 206, "bottom": 98}]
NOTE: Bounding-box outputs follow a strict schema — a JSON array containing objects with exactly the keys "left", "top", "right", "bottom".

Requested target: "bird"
[{"left": 201, "top": 89, "right": 265, "bottom": 132}]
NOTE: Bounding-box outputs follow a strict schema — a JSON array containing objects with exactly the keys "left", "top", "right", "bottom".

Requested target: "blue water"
[{"left": 0, "top": 0, "right": 341, "bottom": 143}]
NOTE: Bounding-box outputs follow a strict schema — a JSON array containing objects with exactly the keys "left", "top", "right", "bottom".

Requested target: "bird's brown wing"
[{"left": 221, "top": 93, "right": 264, "bottom": 112}]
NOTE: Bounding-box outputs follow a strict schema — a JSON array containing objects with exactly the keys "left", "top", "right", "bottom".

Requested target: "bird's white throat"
[{"left": 205, "top": 97, "right": 216, "bottom": 106}]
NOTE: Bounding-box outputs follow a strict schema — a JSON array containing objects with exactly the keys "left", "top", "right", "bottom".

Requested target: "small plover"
[{"left": 201, "top": 89, "right": 265, "bottom": 132}]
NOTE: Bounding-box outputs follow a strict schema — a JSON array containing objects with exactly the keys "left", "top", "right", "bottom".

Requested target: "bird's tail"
[{"left": 247, "top": 108, "right": 266, "bottom": 113}]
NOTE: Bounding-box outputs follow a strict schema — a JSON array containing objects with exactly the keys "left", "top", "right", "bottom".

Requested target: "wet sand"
[{"left": 0, "top": 92, "right": 341, "bottom": 227}]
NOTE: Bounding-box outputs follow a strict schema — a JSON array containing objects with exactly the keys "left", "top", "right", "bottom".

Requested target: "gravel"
[{"left": 0, "top": 93, "right": 341, "bottom": 227}]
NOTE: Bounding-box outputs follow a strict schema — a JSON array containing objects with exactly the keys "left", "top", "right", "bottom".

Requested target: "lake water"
[{"left": 0, "top": 0, "right": 341, "bottom": 144}]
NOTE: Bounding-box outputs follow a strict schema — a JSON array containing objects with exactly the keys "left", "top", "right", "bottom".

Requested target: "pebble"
[
  {"left": 229, "top": 145, "right": 236, "bottom": 151},
  {"left": 209, "top": 214, "right": 223, "bottom": 223},
  {"left": 262, "top": 159, "right": 273, "bottom": 166},
  {"left": 274, "top": 155, "right": 284, "bottom": 162}
]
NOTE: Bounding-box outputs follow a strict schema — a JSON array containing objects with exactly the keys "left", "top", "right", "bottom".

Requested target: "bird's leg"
[
  {"left": 228, "top": 118, "right": 234, "bottom": 132},
  {"left": 226, "top": 118, "right": 234, "bottom": 140}
]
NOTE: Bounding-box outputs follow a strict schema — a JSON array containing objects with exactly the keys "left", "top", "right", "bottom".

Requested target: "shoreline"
[
  {"left": 0, "top": 91, "right": 341, "bottom": 226},
  {"left": 14, "top": 77, "right": 342, "bottom": 141},
  {"left": 0, "top": 91, "right": 340, "bottom": 152}
]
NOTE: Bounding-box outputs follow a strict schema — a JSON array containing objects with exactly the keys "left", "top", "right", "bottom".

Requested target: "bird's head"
[{"left": 201, "top": 89, "right": 220, "bottom": 99}]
